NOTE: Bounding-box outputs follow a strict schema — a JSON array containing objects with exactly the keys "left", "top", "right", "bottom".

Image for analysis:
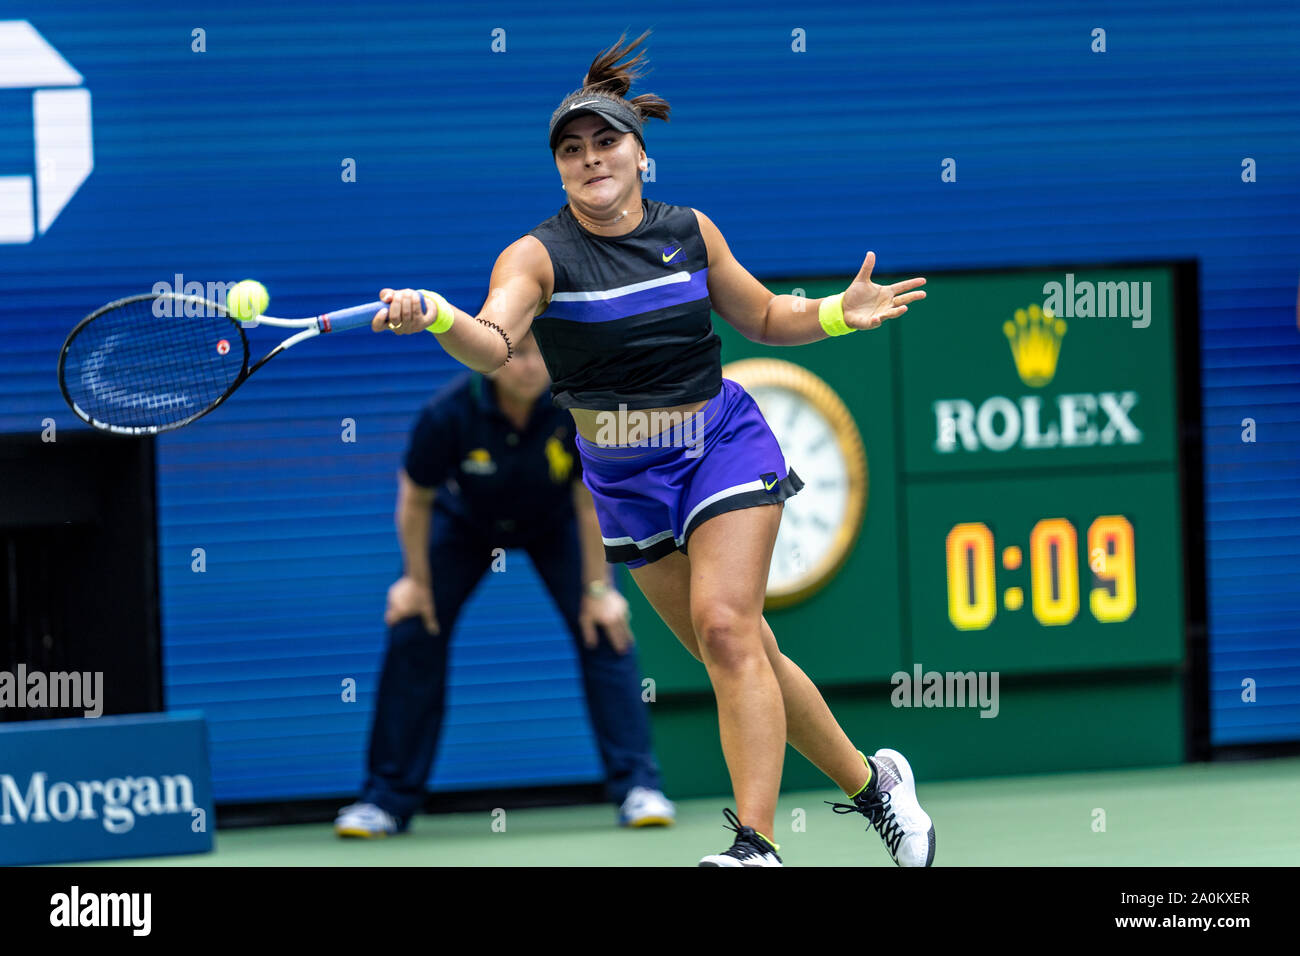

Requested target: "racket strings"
[{"left": 62, "top": 296, "right": 246, "bottom": 430}]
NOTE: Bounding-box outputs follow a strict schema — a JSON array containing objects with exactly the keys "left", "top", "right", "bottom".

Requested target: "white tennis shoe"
[
  {"left": 698, "top": 808, "right": 783, "bottom": 866},
  {"left": 334, "top": 802, "right": 401, "bottom": 838},
  {"left": 618, "top": 786, "right": 677, "bottom": 827},
  {"left": 828, "top": 748, "right": 936, "bottom": 867}
]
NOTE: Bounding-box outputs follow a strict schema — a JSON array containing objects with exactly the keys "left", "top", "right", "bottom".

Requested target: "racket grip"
[{"left": 317, "top": 292, "right": 427, "bottom": 333}]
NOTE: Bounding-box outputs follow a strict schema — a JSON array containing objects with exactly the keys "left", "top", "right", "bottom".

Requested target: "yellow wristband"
[
  {"left": 419, "top": 290, "right": 455, "bottom": 334},
  {"left": 818, "top": 292, "right": 854, "bottom": 337}
]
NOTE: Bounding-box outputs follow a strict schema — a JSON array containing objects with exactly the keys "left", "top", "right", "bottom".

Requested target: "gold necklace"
[{"left": 571, "top": 204, "right": 634, "bottom": 230}]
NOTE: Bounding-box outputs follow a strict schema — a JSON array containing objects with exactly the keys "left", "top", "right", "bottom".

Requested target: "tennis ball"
[{"left": 226, "top": 280, "right": 269, "bottom": 320}]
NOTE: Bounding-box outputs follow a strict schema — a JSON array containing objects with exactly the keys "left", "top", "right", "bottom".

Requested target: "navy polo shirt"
[{"left": 403, "top": 371, "right": 581, "bottom": 544}]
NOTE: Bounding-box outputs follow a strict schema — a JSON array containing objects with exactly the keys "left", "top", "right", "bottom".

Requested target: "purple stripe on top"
[{"left": 545, "top": 268, "right": 710, "bottom": 323}]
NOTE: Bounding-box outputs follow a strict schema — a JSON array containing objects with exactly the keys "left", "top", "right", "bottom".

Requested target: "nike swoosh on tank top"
[{"left": 526, "top": 198, "right": 723, "bottom": 411}]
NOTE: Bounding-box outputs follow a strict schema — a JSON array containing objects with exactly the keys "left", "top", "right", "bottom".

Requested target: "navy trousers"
[{"left": 360, "top": 513, "right": 662, "bottom": 824}]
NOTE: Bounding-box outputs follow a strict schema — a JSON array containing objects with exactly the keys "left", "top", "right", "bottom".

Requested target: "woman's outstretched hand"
[{"left": 841, "top": 252, "right": 927, "bottom": 331}]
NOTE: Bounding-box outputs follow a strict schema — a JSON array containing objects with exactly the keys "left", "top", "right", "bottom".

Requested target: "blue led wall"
[{"left": 1, "top": 1, "right": 1296, "bottom": 799}]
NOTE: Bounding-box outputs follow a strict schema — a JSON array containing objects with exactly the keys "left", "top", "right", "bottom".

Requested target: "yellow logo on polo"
[
  {"left": 461, "top": 447, "right": 497, "bottom": 475},
  {"left": 545, "top": 436, "right": 573, "bottom": 483},
  {"left": 1004, "top": 303, "right": 1067, "bottom": 388}
]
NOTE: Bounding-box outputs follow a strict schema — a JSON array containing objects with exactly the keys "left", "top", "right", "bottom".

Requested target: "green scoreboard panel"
[
  {"left": 907, "top": 471, "right": 1183, "bottom": 673},
  {"left": 901, "top": 266, "right": 1183, "bottom": 675},
  {"left": 626, "top": 264, "right": 1187, "bottom": 692}
]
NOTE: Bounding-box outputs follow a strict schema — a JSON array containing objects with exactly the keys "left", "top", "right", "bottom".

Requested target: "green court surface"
[{"left": 72, "top": 757, "right": 1300, "bottom": 867}]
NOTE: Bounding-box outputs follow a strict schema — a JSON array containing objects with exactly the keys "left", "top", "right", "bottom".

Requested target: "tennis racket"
[{"left": 57, "top": 291, "right": 424, "bottom": 435}]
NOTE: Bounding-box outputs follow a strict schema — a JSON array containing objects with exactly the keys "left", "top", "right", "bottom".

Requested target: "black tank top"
[{"left": 525, "top": 198, "right": 722, "bottom": 410}]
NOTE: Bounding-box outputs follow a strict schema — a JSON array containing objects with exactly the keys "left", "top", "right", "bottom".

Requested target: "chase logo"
[{"left": 0, "top": 21, "right": 94, "bottom": 243}]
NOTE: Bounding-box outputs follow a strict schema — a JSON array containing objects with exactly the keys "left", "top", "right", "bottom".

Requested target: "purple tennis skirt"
[{"left": 576, "top": 378, "right": 804, "bottom": 568}]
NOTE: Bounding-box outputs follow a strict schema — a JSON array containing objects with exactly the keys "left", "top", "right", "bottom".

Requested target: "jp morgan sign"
[
  {"left": 0, "top": 712, "right": 213, "bottom": 865},
  {"left": 1, "top": 771, "right": 195, "bottom": 834}
]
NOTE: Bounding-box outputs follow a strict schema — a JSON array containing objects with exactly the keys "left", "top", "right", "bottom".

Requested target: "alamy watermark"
[
  {"left": 891, "top": 663, "right": 999, "bottom": 718},
  {"left": 49, "top": 886, "right": 152, "bottom": 936},
  {"left": 1042, "top": 274, "right": 1151, "bottom": 329},
  {"left": 591, "top": 405, "right": 705, "bottom": 458},
  {"left": 0, "top": 665, "right": 103, "bottom": 718},
  {"left": 150, "top": 274, "right": 238, "bottom": 318}
]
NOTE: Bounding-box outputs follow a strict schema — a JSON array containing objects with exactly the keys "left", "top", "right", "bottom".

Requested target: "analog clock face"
[
  {"left": 748, "top": 386, "right": 851, "bottom": 590},
  {"left": 722, "top": 359, "right": 867, "bottom": 608}
]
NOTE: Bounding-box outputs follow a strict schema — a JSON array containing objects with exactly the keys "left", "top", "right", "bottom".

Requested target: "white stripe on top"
[{"left": 550, "top": 271, "right": 692, "bottom": 302}]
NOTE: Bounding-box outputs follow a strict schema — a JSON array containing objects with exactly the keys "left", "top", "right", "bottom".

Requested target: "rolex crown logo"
[{"left": 1004, "top": 304, "right": 1067, "bottom": 388}]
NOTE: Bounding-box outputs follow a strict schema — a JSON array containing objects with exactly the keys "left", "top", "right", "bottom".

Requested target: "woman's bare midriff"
[{"left": 569, "top": 399, "right": 709, "bottom": 444}]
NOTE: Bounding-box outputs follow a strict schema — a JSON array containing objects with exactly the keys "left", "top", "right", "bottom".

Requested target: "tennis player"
[{"left": 374, "top": 31, "right": 934, "bottom": 867}]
